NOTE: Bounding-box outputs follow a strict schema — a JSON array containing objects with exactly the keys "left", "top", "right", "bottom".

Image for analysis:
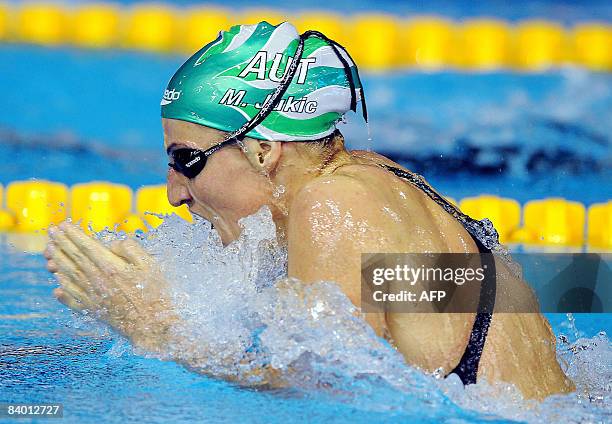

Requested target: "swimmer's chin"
[
  {"left": 189, "top": 209, "right": 215, "bottom": 229},
  {"left": 187, "top": 208, "right": 239, "bottom": 245}
]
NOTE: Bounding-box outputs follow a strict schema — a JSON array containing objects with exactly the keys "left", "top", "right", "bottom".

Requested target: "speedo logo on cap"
[{"left": 160, "top": 88, "right": 182, "bottom": 106}]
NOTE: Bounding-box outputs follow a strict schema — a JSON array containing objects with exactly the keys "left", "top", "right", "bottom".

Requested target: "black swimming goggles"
[{"left": 167, "top": 30, "right": 368, "bottom": 180}]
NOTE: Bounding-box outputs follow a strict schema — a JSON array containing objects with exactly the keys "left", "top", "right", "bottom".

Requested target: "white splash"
[
  {"left": 91, "top": 207, "right": 610, "bottom": 422},
  {"left": 134, "top": 207, "right": 447, "bottom": 410}
]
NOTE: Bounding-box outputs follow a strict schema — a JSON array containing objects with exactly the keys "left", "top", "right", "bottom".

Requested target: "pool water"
[
  {"left": 0, "top": 39, "right": 611, "bottom": 423},
  {"left": 0, "top": 212, "right": 610, "bottom": 423}
]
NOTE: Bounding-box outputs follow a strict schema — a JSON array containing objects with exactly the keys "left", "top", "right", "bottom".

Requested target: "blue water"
[
  {"left": 0, "top": 19, "right": 611, "bottom": 423},
  {"left": 0, "top": 248, "right": 410, "bottom": 423},
  {"left": 1, "top": 233, "right": 610, "bottom": 423}
]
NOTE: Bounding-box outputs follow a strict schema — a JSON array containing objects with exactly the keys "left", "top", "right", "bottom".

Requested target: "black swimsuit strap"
[
  {"left": 447, "top": 238, "right": 496, "bottom": 385},
  {"left": 380, "top": 164, "right": 497, "bottom": 385}
]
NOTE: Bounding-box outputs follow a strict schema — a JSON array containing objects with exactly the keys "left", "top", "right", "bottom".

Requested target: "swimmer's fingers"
[
  {"left": 50, "top": 231, "right": 125, "bottom": 305},
  {"left": 54, "top": 269, "right": 92, "bottom": 303},
  {"left": 51, "top": 248, "right": 89, "bottom": 286},
  {"left": 109, "top": 239, "right": 151, "bottom": 267},
  {"left": 47, "top": 240, "right": 101, "bottom": 305},
  {"left": 54, "top": 228, "right": 142, "bottom": 311},
  {"left": 45, "top": 242, "right": 59, "bottom": 272},
  {"left": 59, "top": 223, "right": 127, "bottom": 271},
  {"left": 55, "top": 285, "right": 126, "bottom": 336},
  {"left": 49, "top": 227, "right": 100, "bottom": 282},
  {"left": 109, "top": 239, "right": 163, "bottom": 302},
  {"left": 53, "top": 287, "right": 90, "bottom": 313},
  {"left": 43, "top": 241, "right": 54, "bottom": 260},
  {"left": 50, "top": 225, "right": 127, "bottom": 300},
  {"left": 46, "top": 259, "right": 58, "bottom": 273}
]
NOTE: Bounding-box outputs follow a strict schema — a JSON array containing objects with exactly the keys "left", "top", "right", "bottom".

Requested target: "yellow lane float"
[
  {"left": 459, "top": 195, "right": 521, "bottom": 244},
  {"left": 17, "top": 3, "right": 69, "bottom": 46},
  {"left": 572, "top": 23, "right": 612, "bottom": 71},
  {"left": 522, "top": 198, "right": 586, "bottom": 246},
  {"left": 0, "top": 210, "right": 15, "bottom": 231},
  {"left": 72, "top": 3, "right": 121, "bottom": 48},
  {"left": 6, "top": 180, "right": 68, "bottom": 232},
  {"left": 118, "top": 213, "right": 148, "bottom": 233},
  {"left": 514, "top": 20, "right": 566, "bottom": 70},
  {"left": 455, "top": 19, "right": 512, "bottom": 70},
  {"left": 401, "top": 17, "right": 455, "bottom": 69},
  {"left": 70, "top": 182, "right": 132, "bottom": 233},
  {"left": 136, "top": 185, "right": 192, "bottom": 228},
  {"left": 349, "top": 14, "right": 401, "bottom": 70},
  {"left": 588, "top": 201, "right": 612, "bottom": 249},
  {"left": 123, "top": 4, "right": 180, "bottom": 52},
  {"left": 0, "top": 2, "right": 10, "bottom": 40}
]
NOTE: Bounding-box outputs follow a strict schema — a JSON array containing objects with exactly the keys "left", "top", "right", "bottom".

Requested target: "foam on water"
[
  {"left": 136, "top": 210, "right": 445, "bottom": 403},
  {"left": 436, "top": 331, "right": 611, "bottom": 423},
  {"left": 89, "top": 208, "right": 611, "bottom": 422}
]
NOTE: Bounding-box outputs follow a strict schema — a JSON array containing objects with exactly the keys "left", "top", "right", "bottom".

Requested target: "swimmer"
[{"left": 44, "top": 22, "right": 574, "bottom": 400}]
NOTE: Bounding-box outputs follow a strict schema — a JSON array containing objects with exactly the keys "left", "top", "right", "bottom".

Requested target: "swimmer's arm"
[
  {"left": 286, "top": 176, "right": 476, "bottom": 371},
  {"left": 286, "top": 175, "right": 401, "bottom": 336},
  {"left": 286, "top": 174, "right": 460, "bottom": 306},
  {"left": 45, "top": 223, "right": 290, "bottom": 387}
]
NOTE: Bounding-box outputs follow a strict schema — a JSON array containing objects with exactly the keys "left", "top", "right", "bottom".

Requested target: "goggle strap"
[
  {"left": 332, "top": 38, "right": 368, "bottom": 123},
  {"left": 300, "top": 30, "right": 368, "bottom": 123}
]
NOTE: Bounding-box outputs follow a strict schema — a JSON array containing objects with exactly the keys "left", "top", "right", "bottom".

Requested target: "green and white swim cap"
[{"left": 161, "top": 21, "right": 365, "bottom": 141}]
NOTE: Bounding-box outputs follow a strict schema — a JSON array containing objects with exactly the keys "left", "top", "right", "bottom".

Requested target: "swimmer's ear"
[{"left": 242, "top": 139, "right": 282, "bottom": 174}]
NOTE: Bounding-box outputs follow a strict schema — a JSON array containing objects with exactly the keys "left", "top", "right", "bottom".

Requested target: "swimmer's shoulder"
[
  {"left": 289, "top": 155, "right": 433, "bottom": 228},
  {"left": 347, "top": 150, "right": 461, "bottom": 218},
  {"left": 349, "top": 150, "right": 436, "bottom": 188},
  {"left": 345, "top": 151, "right": 482, "bottom": 252},
  {"left": 336, "top": 152, "right": 436, "bottom": 212},
  {"left": 287, "top": 170, "right": 403, "bottom": 285},
  {"left": 288, "top": 165, "right": 420, "bottom": 248},
  {"left": 349, "top": 149, "right": 406, "bottom": 170},
  {"left": 289, "top": 167, "right": 405, "bottom": 241},
  {"left": 289, "top": 170, "right": 381, "bottom": 219}
]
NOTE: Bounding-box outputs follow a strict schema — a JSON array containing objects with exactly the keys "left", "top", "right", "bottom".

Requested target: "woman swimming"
[{"left": 44, "top": 21, "right": 574, "bottom": 400}]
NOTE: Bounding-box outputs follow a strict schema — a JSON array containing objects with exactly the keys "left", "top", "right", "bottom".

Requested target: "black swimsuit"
[{"left": 381, "top": 165, "right": 498, "bottom": 385}]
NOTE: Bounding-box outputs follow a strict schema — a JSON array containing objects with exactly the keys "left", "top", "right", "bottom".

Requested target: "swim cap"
[{"left": 161, "top": 21, "right": 366, "bottom": 141}]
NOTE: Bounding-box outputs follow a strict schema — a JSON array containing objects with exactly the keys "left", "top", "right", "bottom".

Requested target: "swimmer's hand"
[
  {"left": 44, "top": 222, "right": 178, "bottom": 353},
  {"left": 44, "top": 223, "right": 284, "bottom": 386}
]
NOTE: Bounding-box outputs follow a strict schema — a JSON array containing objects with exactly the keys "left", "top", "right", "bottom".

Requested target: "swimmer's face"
[{"left": 162, "top": 118, "right": 275, "bottom": 245}]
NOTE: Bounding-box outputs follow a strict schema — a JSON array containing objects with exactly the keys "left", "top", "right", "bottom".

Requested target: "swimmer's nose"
[{"left": 167, "top": 168, "right": 192, "bottom": 207}]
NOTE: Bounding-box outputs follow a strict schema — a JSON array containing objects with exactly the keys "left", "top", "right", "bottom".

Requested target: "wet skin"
[{"left": 45, "top": 118, "right": 575, "bottom": 400}]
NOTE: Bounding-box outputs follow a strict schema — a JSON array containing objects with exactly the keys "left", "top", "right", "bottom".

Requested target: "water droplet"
[
  {"left": 432, "top": 367, "right": 445, "bottom": 379},
  {"left": 272, "top": 184, "right": 286, "bottom": 198}
]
